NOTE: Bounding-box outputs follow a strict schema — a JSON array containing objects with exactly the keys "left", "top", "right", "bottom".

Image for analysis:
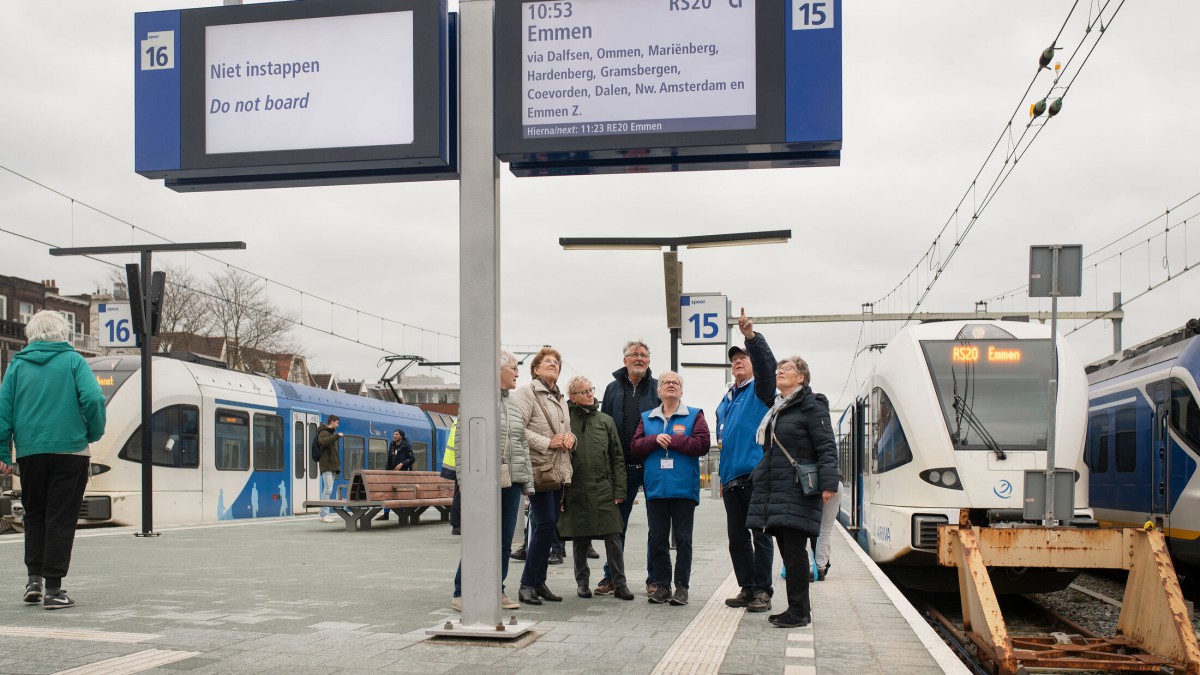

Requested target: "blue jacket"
[
  {"left": 715, "top": 370, "right": 774, "bottom": 487},
  {"left": 630, "top": 404, "right": 711, "bottom": 503},
  {"left": 600, "top": 366, "right": 660, "bottom": 464},
  {"left": 0, "top": 341, "right": 106, "bottom": 464}
]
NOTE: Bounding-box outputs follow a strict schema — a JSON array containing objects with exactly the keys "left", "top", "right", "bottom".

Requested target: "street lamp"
[{"left": 559, "top": 230, "right": 791, "bottom": 371}]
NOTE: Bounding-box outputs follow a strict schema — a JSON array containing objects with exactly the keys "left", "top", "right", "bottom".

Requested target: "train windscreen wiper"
[{"left": 952, "top": 394, "right": 1007, "bottom": 460}]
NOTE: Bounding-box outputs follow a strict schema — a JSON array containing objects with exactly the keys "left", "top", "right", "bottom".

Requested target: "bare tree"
[
  {"left": 106, "top": 263, "right": 211, "bottom": 351},
  {"left": 203, "top": 267, "right": 298, "bottom": 371}
]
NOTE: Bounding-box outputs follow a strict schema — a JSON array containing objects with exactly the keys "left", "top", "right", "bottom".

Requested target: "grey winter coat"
[
  {"left": 742, "top": 334, "right": 840, "bottom": 536},
  {"left": 558, "top": 402, "right": 626, "bottom": 539},
  {"left": 513, "top": 378, "right": 574, "bottom": 490},
  {"left": 502, "top": 389, "right": 535, "bottom": 491}
]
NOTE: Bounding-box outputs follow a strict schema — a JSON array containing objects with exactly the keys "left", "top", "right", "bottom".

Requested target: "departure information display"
[
  {"left": 205, "top": 11, "right": 415, "bottom": 154},
  {"left": 520, "top": 0, "right": 756, "bottom": 139}
]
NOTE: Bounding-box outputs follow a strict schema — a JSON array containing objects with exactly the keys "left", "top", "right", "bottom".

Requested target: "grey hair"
[
  {"left": 622, "top": 340, "right": 650, "bottom": 357},
  {"left": 657, "top": 370, "right": 683, "bottom": 387},
  {"left": 780, "top": 356, "right": 811, "bottom": 386},
  {"left": 566, "top": 375, "right": 592, "bottom": 395},
  {"left": 499, "top": 349, "right": 517, "bottom": 369},
  {"left": 25, "top": 310, "right": 68, "bottom": 343}
]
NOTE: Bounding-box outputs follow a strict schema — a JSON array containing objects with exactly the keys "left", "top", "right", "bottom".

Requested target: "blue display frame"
[
  {"left": 135, "top": 0, "right": 454, "bottom": 191},
  {"left": 494, "top": 0, "right": 841, "bottom": 176}
]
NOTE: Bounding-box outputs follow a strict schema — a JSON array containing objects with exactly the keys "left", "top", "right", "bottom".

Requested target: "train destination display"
[
  {"left": 135, "top": 0, "right": 452, "bottom": 191},
  {"left": 521, "top": 0, "right": 757, "bottom": 139},
  {"left": 496, "top": 0, "right": 842, "bottom": 175}
]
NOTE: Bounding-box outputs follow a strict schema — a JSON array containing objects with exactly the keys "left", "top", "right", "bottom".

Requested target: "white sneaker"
[
  {"left": 320, "top": 515, "right": 338, "bottom": 523},
  {"left": 501, "top": 594, "right": 519, "bottom": 610},
  {"left": 451, "top": 596, "right": 462, "bottom": 612}
]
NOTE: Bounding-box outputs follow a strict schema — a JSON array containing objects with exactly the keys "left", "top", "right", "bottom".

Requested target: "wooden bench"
[
  {"left": 302, "top": 483, "right": 384, "bottom": 532},
  {"left": 353, "top": 470, "right": 455, "bottom": 525}
]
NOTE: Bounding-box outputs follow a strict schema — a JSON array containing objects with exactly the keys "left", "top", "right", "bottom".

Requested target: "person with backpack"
[{"left": 314, "top": 415, "right": 343, "bottom": 523}]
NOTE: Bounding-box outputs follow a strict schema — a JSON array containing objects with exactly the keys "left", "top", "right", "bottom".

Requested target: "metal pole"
[
  {"left": 458, "top": 0, "right": 502, "bottom": 630},
  {"left": 1044, "top": 247, "right": 1059, "bottom": 527},
  {"left": 137, "top": 250, "right": 157, "bottom": 536},
  {"left": 1112, "top": 291, "right": 1123, "bottom": 353},
  {"left": 670, "top": 245, "right": 679, "bottom": 372}
]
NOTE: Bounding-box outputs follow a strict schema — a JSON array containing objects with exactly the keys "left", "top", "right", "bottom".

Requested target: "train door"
[
  {"left": 1150, "top": 382, "right": 1171, "bottom": 522},
  {"left": 853, "top": 397, "right": 867, "bottom": 531},
  {"left": 291, "top": 411, "right": 321, "bottom": 513}
]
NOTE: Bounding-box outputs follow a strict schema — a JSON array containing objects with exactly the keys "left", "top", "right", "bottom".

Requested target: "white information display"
[
  {"left": 98, "top": 303, "right": 136, "bottom": 348},
  {"left": 520, "top": 0, "right": 756, "bottom": 139},
  {"left": 205, "top": 11, "right": 415, "bottom": 154},
  {"left": 680, "top": 294, "right": 728, "bottom": 345}
]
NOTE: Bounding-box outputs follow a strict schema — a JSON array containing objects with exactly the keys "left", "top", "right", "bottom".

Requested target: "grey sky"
[{"left": 1, "top": 1, "right": 1198, "bottom": 415}]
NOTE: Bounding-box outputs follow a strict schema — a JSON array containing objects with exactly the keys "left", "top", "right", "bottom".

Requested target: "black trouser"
[
  {"left": 573, "top": 533, "right": 624, "bottom": 589},
  {"left": 723, "top": 482, "right": 774, "bottom": 595},
  {"left": 18, "top": 454, "right": 89, "bottom": 589},
  {"left": 775, "top": 527, "right": 813, "bottom": 619},
  {"left": 647, "top": 498, "right": 695, "bottom": 591},
  {"left": 449, "top": 481, "right": 461, "bottom": 529}
]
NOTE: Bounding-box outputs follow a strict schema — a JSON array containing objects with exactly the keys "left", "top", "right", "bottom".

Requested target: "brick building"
[{"left": 0, "top": 276, "right": 98, "bottom": 380}]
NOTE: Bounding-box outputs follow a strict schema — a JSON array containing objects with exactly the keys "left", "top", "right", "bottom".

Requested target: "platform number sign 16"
[
  {"left": 680, "top": 294, "right": 728, "bottom": 345},
  {"left": 793, "top": 1, "right": 834, "bottom": 30},
  {"left": 98, "top": 303, "right": 136, "bottom": 348},
  {"left": 140, "top": 31, "right": 174, "bottom": 71}
]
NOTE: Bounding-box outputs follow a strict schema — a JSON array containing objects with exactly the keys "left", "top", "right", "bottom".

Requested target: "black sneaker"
[
  {"left": 510, "top": 545, "right": 527, "bottom": 561},
  {"left": 23, "top": 580, "right": 42, "bottom": 604},
  {"left": 451, "top": 527, "right": 461, "bottom": 536},
  {"left": 586, "top": 544, "right": 599, "bottom": 559},
  {"left": 746, "top": 591, "right": 772, "bottom": 613},
  {"left": 669, "top": 588, "right": 688, "bottom": 606},
  {"left": 648, "top": 586, "right": 672, "bottom": 604},
  {"left": 770, "top": 611, "right": 810, "bottom": 628},
  {"left": 43, "top": 590, "right": 74, "bottom": 610},
  {"left": 817, "top": 563, "right": 830, "bottom": 581},
  {"left": 547, "top": 551, "right": 564, "bottom": 565}
]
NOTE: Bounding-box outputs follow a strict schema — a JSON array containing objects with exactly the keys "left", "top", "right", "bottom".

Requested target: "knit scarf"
[{"left": 755, "top": 388, "right": 802, "bottom": 447}]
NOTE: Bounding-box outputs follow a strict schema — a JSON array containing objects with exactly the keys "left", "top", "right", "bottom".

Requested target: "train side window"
[
  {"left": 343, "top": 435, "right": 365, "bottom": 479},
  {"left": 293, "top": 421, "right": 305, "bottom": 479},
  {"left": 252, "top": 413, "right": 284, "bottom": 471},
  {"left": 411, "top": 441, "right": 429, "bottom": 471},
  {"left": 1170, "top": 380, "right": 1200, "bottom": 449},
  {"left": 1087, "top": 414, "right": 1109, "bottom": 473},
  {"left": 119, "top": 404, "right": 200, "bottom": 468},
  {"left": 873, "top": 388, "right": 913, "bottom": 473},
  {"left": 367, "top": 438, "right": 388, "bottom": 469},
  {"left": 1115, "top": 407, "right": 1137, "bottom": 473},
  {"left": 215, "top": 410, "right": 250, "bottom": 471}
]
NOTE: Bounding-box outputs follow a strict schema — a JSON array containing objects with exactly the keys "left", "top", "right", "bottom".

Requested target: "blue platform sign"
[
  {"left": 134, "top": 0, "right": 454, "bottom": 191},
  {"left": 494, "top": 0, "right": 841, "bottom": 176}
]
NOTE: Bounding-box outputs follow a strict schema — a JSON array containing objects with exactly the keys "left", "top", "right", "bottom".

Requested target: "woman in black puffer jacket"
[{"left": 738, "top": 309, "right": 840, "bottom": 629}]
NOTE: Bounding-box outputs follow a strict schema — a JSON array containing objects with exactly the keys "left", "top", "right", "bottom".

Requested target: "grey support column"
[{"left": 457, "top": 0, "right": 503, "bottom": 630}]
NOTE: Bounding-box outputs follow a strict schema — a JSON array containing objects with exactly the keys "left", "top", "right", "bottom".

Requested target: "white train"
[
  {"left": 835, "top": 320, "right": 1093, "bottom": 592},
  {"left": 4, "top": 353, "right": 452, "bottom": 528}
]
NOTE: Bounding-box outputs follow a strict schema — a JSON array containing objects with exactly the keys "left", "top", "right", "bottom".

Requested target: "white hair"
[
  {"left": 566, "top": 375, "right": 592, "bottom": 395},
  {"left": 25, "top": 310, "right": 68, "bottom": 343},
  {"left": 499, "top": 349, "right": 517, "bottom": 369}
]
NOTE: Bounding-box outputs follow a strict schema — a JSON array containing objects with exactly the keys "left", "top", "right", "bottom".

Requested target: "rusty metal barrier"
[{"left": 937, "top": 511, "right": 1200, "bottom": 674}]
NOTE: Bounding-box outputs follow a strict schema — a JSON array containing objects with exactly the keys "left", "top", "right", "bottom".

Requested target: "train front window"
[
  {"left": 922, "top": 339, "right": 1052, "bottom": 451},
  {"left": 1170, "top": 380, "right": 1200, "bottom": 450},
  {"left": 89, "top": 366, "right": 135, "bottom": 404}
]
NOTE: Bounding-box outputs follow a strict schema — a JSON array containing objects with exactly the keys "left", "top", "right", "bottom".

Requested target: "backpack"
[{"left": 310, "top": 432, "right": 323, "bottom": 463}]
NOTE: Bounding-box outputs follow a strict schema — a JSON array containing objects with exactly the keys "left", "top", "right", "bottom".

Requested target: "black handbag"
[{"left": 771, "top": 430, "right": 821, "bottom": 497}]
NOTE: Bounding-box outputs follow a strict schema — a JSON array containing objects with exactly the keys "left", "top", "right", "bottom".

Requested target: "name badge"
[{"left": 660, "top": 458, "right": 674, "bottom": 470}]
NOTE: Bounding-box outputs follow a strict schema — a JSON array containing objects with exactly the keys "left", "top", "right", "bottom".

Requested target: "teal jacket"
[{"left": 0, "top": 342, "right": 106, "bottom": 464}]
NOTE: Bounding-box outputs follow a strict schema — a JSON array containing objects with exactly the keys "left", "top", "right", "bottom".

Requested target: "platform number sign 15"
[
  {"left": 140, "top": 31, "right": 174, "bottom": 71},
  {"left": 793, "top": 1, "right": 834, "bottom": 30},
  {"left": 680, "top": 294, "right": 728, "bottom": 345},
  {"left": 98, "top": 303, "right": 136, "bottom": 348}
]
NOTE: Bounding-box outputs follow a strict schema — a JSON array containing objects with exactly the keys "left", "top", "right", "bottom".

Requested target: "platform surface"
[{"left": 0, "top": 494, "right": 965, "bottom": 674}]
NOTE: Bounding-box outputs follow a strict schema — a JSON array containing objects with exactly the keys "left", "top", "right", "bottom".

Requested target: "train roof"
[{"left": 1086, "top": 317, "right": 1200, "bottom": 384}]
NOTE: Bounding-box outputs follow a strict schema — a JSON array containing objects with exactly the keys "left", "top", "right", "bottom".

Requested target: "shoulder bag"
[
  {"left": 770, "top": 429, "right": 820, "bottom": 497},
  {"left": 531, "top": 391, "right": 567, "bottom": 491}
]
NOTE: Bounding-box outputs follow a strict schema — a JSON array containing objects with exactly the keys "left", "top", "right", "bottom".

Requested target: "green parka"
[{"left": 557, "top": 402, "right": 626, "bottom": 540}]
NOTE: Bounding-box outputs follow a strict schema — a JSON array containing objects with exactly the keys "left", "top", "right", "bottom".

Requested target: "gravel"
[{"left": 1029, "top": 571, "right": 1200, "bottom": 640}]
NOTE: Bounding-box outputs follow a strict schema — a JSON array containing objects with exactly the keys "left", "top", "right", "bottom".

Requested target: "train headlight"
[
  {"left": 89, "top": 463, "right": 111, "bottom": 477},
  {"left": 920, "top": 468, "right": 963, "bottom": 490}
]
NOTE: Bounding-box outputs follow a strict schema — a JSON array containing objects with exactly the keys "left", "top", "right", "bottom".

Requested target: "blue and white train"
[
  {"left": 6, "top": 353, "right": 453, "bottom": 528},
  {"left": 835, "top": 320, "right": 1093, "bottom": 592},
  {"left": 1086, "top": 318, "right": 1200, "bottom": 576}
]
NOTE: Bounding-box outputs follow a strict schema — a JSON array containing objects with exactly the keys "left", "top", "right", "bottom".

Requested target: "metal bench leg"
[
  {"left": 358, "top": 508, "right": 381, "bottom": 530},
  {"left": 336, "top": 511, "right": 356, "bottom": 532}
]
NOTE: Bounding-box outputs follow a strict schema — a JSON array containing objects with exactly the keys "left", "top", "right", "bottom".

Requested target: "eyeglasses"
[
  {"left": 776, "top": 368, "right": 797, "bottom": 375},
  {"left": 624, "top": 352, "right": 650, "bottom": 360},
  {"left": 540, "top": 359, "right": 560, "bottom": 367},
  {"left": 661, "top": 381, "right": 681, "bottom": 387},
  {"left": 571, "top": 387, "right": 595, "bottom": 396}
]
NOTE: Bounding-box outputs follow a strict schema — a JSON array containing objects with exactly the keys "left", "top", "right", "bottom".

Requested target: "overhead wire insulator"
[
  {"left": 1039, "top": 46, "right": 1056, "bottom": 70},
  {"left": 1031, "top": 98, "right": 1048, "bottom": 117},
  {"left": 1048, "top": 98, "right": 1063, "bottom": 117}
]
